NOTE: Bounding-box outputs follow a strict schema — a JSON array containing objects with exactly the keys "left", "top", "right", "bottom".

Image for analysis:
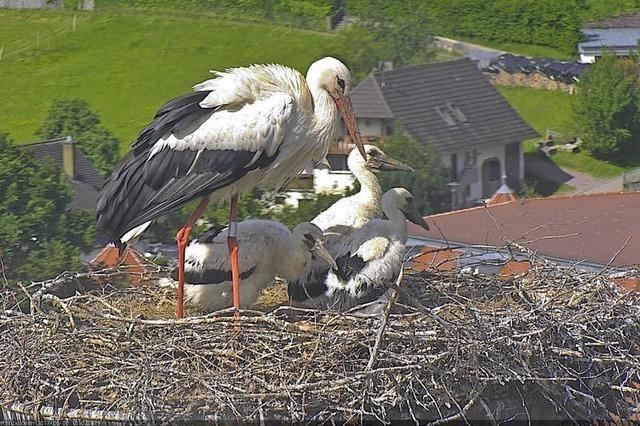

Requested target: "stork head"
[
  {"left": 307, "top": 57, "right": 366, "bottom": 160},
  {"left": 293, "top": 222, "right": 338, "bottom": 269},
  {"left": 348, "top": 145, "right": 414, "bottom": 174},
  {"left": 382, "top": 188, "right": 430, "bottom": 231}
]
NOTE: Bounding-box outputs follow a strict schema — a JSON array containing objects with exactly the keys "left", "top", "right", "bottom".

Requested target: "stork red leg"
[
  {"left": 227, "top": 193, "right": 241, "bottom": 319},
  {"left": 176, "top": 196, "right": 210, "bottom": 319}
]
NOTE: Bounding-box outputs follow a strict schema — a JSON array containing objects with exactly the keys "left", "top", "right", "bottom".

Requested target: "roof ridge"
[
  {"left": 528, "top": 190, "right": 639, "bottom": 201},
  {"left": 374, "top": 58, "right": 473, "bottom": 78},
  {"left": 22, "top": 137, "right": 69, "bottom": 146}
]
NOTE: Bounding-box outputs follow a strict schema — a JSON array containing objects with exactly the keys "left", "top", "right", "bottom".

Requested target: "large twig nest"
[{"left": 1, "top": 263, "right": 639, "bottom": 423}]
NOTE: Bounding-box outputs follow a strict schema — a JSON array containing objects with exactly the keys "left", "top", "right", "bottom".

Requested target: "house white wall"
[
  {"left": 579, "top": 53, "right": 597, "bottom": 64},
  {"left": 313, "top": 168, "right": 355, "bottom": 194},
  {"left": 447, "top": 143, "right": 522, "bottom": 207},
  {"left": 357, "top": 118, "right": 386, "bottom": 137}
]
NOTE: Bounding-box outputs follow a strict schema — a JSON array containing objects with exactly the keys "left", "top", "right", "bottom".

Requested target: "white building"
[
  {"left": 579, "top": 13, "right": 640, "bottom": 63},
  {"left": 579, "top": 28, "right": 640, "bottom": 63}
]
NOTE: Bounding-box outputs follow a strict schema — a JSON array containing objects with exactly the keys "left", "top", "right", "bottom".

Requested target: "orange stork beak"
[{"left": 333, "top": 95, "right": 367, "bottom": 160}]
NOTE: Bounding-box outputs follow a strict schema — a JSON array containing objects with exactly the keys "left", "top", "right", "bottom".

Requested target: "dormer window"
[
  {"left": 435, "top": 106, "right": 456, "bottom": 127},
  {"left": 447, "top": 102, "right": 468, "bottom": 123}
]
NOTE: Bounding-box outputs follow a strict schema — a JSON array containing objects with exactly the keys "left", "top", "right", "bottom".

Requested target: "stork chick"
[
  {"left": 177, "top": 221, "right": 336, "bottom": 311},
  {"left": 289, "top": 188, "right": 429, "bottom": 311},
  {"left": 312, "top": 145, "right": 413, "bottom": 232}
]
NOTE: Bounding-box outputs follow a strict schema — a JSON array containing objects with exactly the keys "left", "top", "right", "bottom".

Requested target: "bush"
[
  {"left": 36, "top": 99, "right": 120, "bottom": 177},
  {"left": 347, "top": 0, "right": 582, "bottom": 55},
  {"left": 0, "top": 133, "right": 95, "bottom": 282},
  {"left": 345, "top": 0, "right": 435, "bottom": 68},
  {"left": 573, "top": 55, "right": 639, "bottom": 157},
  {"left": 377, "top": 122, "right": 449, "bottom": 214},
  {"left": 422, "top": 0, "right": 582, "bottom": 54}
]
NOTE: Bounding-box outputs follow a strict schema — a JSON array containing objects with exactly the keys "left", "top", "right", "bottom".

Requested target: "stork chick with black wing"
[
  {"left": 173, "top": 221, "right": 336, "bottom": 311},
  {"left": 289, "top": 187, "right": 429, "bottom": 311}
]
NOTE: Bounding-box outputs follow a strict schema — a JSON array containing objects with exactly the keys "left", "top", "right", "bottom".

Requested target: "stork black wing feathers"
[
  {"left": 96, "top": 90, "right": 279, "bottom": 244},
  {"left": 288, "top": 252, "right": 367, "bottom": 303},
  {"left": 334, "top": 252, "right": 366, "bottom": 282},
  {"left": 194, "top": 225, "right": 227, "bottom": 244},
  {"left": 288, "top": 270, "right": 328, "bottom": 302},
  {"left": 172, "top": 265, "right": 257, "bottom": 285},
  {"left": 132, "top": 90, "right": 213, "bottom": 154},
  {"left": 97, "top": 148, "right": 277, "bottom": 243}
]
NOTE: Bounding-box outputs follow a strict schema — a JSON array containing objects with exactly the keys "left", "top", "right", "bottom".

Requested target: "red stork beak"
[{"left": 333, "top": 95, "right": 367, "bottom": 160}]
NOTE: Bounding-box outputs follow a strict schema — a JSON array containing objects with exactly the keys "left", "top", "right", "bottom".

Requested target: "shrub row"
[{"left": 348, "top": 0, "right": 582, "bottom": 54}]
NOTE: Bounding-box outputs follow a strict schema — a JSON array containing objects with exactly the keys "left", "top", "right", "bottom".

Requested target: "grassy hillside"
[
  {"left": 0, "top": 9, "right": 338, "bottom": 151},
  {"left": 498, "top": 85, "right": 636, "bottom": 179}
]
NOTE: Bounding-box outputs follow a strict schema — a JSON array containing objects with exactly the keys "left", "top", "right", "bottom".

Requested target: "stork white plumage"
[
  {"left": 96, "top": 57, "right": 365, "bottom": 318},
  {"left": 171, "top": 221, "right": 336, "bottom": 311},
  {"left": 288, "top": 188, "right": 430, "bottom": 311},
  {"left": 312, "top": 145, "right": 413, "bottom": 232}
]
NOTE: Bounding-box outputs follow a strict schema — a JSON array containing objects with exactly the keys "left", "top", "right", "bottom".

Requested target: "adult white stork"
[
  {"left": 170, "top": 221, "right": 336, "bottom": 311},
  {"left": 288, "top": 187, "right": 430, "bottom": 311},
  {"left": 312, "top": 145, "right": 413, "bottom": 232},
  {"left": 96, "top": 57, "right": 365, "bottom": 318}
]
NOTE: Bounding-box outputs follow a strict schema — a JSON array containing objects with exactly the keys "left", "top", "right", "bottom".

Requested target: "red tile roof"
[
  {"left": 410, "top": 192, "right": 640, "bottom": 268},
  {"left": 90, "top": 247, "right": 157, "bottom": 286}
]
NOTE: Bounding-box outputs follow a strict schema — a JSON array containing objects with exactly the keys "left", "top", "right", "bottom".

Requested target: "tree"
[
  {"left": 341, "top": 0, "right": 435, "bottom": 71},
  {"left": 331, "top": 26, "right": 393, "bottom": 82},
  {"left": 36, "top": 99, "right": 120, "bottom": 176},
  {"left": 0, "top": 133, "right": 95, "bottom": 281},
  {"left": 573, "top": 55, "right": 639, "bottom": 157},
  {"left": 377, "top": 122, "right": 449, "bottom": 214}
]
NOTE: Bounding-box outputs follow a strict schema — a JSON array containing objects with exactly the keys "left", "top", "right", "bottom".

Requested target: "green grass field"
[
  {"left": 498, "top": 85, "right": 639, "bottom": 179},
  {"left": 497, "top": 86, "right": 576, "bottom": 138},
  {"left": 0, "top": 9, "right": 339, "bottom": 151}
]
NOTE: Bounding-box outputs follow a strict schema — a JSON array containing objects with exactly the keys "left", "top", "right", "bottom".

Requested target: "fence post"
[
  {"left": 36, "top": 31, "right": 40, "bottom": 47},
  {"left": 0, "top": 46, "right": 4, "bottom": 62},
  {"left": 73, "top": 14, "right": 77, "bottom": 32}
]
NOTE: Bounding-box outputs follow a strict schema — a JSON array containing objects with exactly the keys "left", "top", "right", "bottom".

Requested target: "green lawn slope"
[
  {"left": 0, "top": 9, "right": 338, "bottom": 152},
  {"left": 498, "top": 85, "right": 639, "bottom": 179}
]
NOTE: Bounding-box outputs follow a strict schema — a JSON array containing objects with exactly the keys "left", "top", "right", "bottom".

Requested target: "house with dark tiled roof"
[
  {"left": 318, "top": 59, "right": 538, "bottom": 207},
  {"left": 23, "top": 136, "right": 104, "bottom": 211}
]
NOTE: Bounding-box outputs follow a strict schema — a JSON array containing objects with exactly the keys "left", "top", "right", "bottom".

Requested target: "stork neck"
[
  {"left": 384, "top": 206, "right": 409, "bottom": 240},
  {"left": 311, "top": 88, "right": 339, "bottom": 141},
  {"left": 352, "top": 165, "right": 382, "bottom": 202}
]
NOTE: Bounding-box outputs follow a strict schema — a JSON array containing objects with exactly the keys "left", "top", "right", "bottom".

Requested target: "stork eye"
[
  {"left": 303, "top": 234, "right": 315, "bottom": 249},
  {"left": 336, "top": 76, "right": 346, "bottom": 91}
]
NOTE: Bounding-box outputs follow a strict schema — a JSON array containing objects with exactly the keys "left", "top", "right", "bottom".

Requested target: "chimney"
[
  {"left": 377, "top": 60, "right": 394, "bottom": 72},
  {"left": 62, "top": 136, "right": 75, "bottom": 179}
]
